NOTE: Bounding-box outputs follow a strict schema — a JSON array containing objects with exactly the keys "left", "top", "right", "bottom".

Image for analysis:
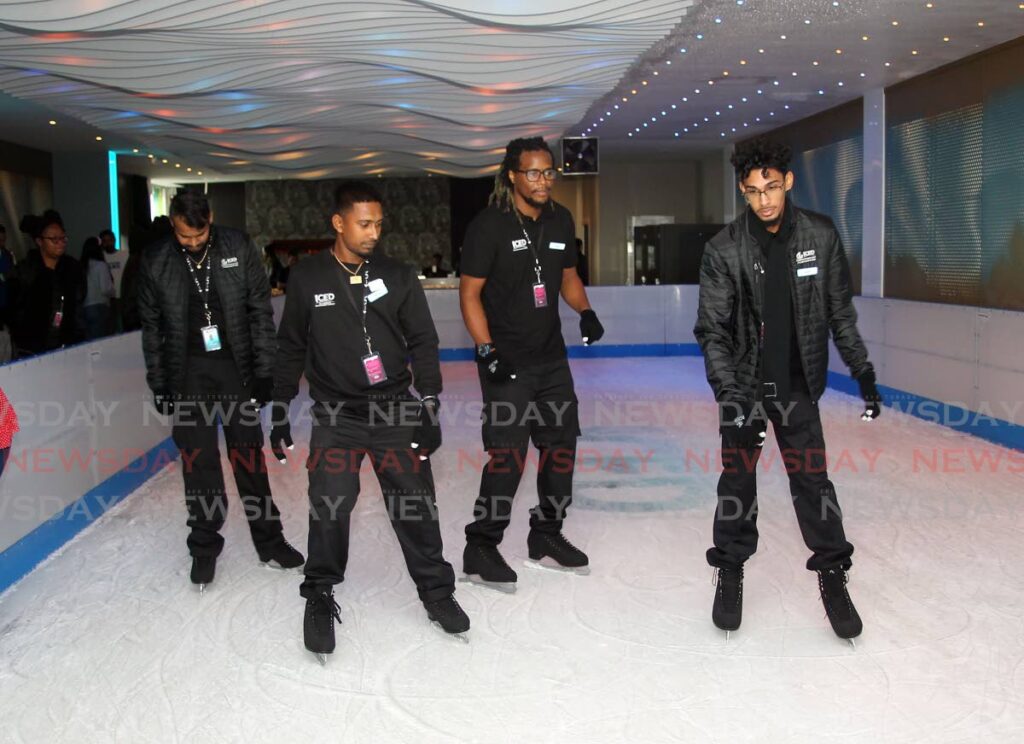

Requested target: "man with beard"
[
  {"left": 458, "top": 137, "right": 604, "bottom": 593},
  {"left": 138, "top": 191, "right": 303, "bottom": 592}
]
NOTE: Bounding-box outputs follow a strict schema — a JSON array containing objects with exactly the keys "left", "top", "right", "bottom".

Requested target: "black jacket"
[
  {"left": 274, "top": 249, "right": 441, "bottom": 406},
  {"left": 9, "top": 249, "right": 86, "bottom": 356},
  {"left": 694, "top": 205, "right": 873, "bottom": 403},
  {"left": 137, "top": 226, "right": 275, "bottom": 394}
]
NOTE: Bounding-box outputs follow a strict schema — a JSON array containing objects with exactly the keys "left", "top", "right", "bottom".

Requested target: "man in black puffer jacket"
[
  {"left": 694, "top": 137, "right": 882, "bottom": 643},
  {"left": 138, "top": 191, "right": 303, "bottom": 591}
]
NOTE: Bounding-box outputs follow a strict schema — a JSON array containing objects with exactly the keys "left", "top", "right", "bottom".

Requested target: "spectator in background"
[
  {"left": 0, "top": 386, "right": 17, "bottom": 477},
  {"left": 100, "top": 228, "right": 125, "bottom": 333},
  {"left": 9, "top": 211, "right": 85, "bottom": 358},
  {"left": 82, "top": 236, "right": 115, "bottom": 339},
  {"left": 0, "top": 225, "right": 15, "bottom": 323},
  {"left": 422, "top": 252, "right": 449, "bottom": 278}
]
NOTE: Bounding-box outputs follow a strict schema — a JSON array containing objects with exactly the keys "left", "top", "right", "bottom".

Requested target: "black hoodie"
[{"left": 9, "top": 249, "right": 85, "bottom": 356}]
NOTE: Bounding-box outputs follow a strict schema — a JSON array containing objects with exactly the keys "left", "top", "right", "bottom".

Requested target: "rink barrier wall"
[{"left": 2, "top": 289, "right": 1022, "bottom": 597}]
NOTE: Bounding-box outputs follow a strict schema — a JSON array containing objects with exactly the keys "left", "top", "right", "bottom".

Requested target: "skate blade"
[
  {"left": 314, "top": 652, "right": 329, "bottom": 666},
  {"left": 847, "top": 638, "right": 857, "bottom": 650},
  {"left": 195, "top": 582, "right": 208, "bottom": 595},
  {"left": 458, "top": 574, "right": 517, "bottom": 594},
  {"left": 260, "top": 560, "right": 304, "bottom": 573},
  {"left": 431, "top": 622, "right": 470, "bottom": 643},
  {"left": 523, "top": 558, "right": 591, "bottom": 576}
]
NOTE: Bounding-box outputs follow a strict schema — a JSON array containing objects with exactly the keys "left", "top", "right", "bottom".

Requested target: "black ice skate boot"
[
  {"left": 304, "top": 590, "right": 342, "bottom": 665},
  {"left": 525, "top": 531, "right": 590, "bottom": 575},
  {"left": 817, "top": 568, "right": 862, "bottom": 645},
  {"left": 712, "top": 566, "right": 743, "bottom": 638},
  {"left": 423, "top": 595, "right": 470, "bottom": 638},
  {"left": 462, "top": 543, "right": 518, "bottom": 593},
  {"left": 260, "top": 539, "right": 305, "bottom": 570},
  {"left": 190, "top": 555, "right": 216, "bottom": 594}
]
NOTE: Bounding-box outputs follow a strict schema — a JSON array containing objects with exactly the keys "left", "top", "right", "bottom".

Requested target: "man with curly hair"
[{"left": 694, "top": 137, "right": 882, "bottom": 643}]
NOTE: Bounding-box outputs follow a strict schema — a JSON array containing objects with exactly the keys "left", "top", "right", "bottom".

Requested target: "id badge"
[
  {"left": 52, "top": 310, "right": 63, "bottom": 329},
  {"left": 201, "top": 324, "right": 222, "bottom": 352},
  {"left": 532, "top": 282, "right": 548, "bottom": 308},
  {"left": 362, "top": 352, "right": 388, "bottom": 385}
]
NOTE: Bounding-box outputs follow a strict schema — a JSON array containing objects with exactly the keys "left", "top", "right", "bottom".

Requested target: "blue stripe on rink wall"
[
  {"left": 438, "top": 343, "right": 703, "bottom": 362},
  {"left": 827, "top": 371, "right": 1024, "bottom": 453},
  {"left": 0, "top": 437, "right": 178, "bottom": 596}
]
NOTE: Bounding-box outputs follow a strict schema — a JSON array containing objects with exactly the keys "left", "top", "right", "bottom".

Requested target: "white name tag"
[
  {"left": 221, "top": 257, "right": 238, "bottom": 268},
  {"left": 549, "top": 241, "right": 565, "bottom": 251},
  {"left": 797, "top": 266, "right": 818, "bottom": 277},
  {"left": 366, "top": 278, "right": 388, "bottom": 302},
  {"left": 795, "top": 250, "right": 816, "bottom": 264}
]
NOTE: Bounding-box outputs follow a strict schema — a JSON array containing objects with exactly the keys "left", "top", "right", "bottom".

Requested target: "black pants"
[
  {"left": 300, "top": 405, "right": 455, "bottom": 603},
  {"left": 707, "top": 391, "right": 854, "bottom": 571},
  {"left": 465, "top": 357, "right": 580, "bottom": 547},
  {"left": 171, "top": 356, "right": 284, "bottom": 559}
]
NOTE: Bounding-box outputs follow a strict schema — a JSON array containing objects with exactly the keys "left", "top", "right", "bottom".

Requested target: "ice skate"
[
  {"left": 460, "top": 544, "right": 518, "bottom": 594},
  {"left": 524, "top": 531, "right": 590, "bottom": 575},
  {"left": 260, "top": 539, "right": 305, "bottom": 571},
  {"left": 304, "top": 590, "right": 342, "bottom": 665},
  {"left": 190, "top": 555, "right": 216, "bottom": 594},
  {"left": 817, "top": 568, "right": 862, "bottom": 644},
  {"left": 424, "top": 595, "right": 470, "bottom": 642},
  {"left": 712, "top": 566, "right": 743, "bottom": 637}
]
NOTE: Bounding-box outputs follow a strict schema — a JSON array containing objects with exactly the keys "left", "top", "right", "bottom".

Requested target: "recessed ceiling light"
[
  {"left": 723, "top": 70, "right": 730, "bottom": 76},
  {"left": 835, "top": 48, "right": 843, "bottom": 54},
  {"left": 977, "top": 21, "right": 985, "bottom": 27},
  {"left": 892, "top": 20, "right": 900, "bottom": 26},
  {"left": 696, "top": 33, "right": 704, "bottom": 40},
  {"left": 48, "top": 119, "right": 56, "bottom": 125},
  {"left": 792, "top": 71, "right": 798, "bottom": 76},
  {"left": 943, "top": 36, "right": 950, "bottom": 42},
  {"left": 680, "top": 48, "right": 687, "bottom": 53},
  {"left": 911, "top": 50, "right": 918, "bottom": 55},
  {"left": 161, "top": 158, "right": 168, "bottom": 163},
  {"left": 714, "top": 17, "right": 722, "bottom": 23},
  {"left": 860, "top": 72, "right": 867, "bottom": 77},
  {"left": 197, "top": 171, "right": 203, "bottom": 176},
  {"left": 708, "top": 80, "right": 715, "bottom": 85},
  {"left": 653, "top": 71, "right": 659, "bottom": 76},
  {"left": 741, "top": 97, "right": 748, "bottom": 102},
  {"left": 758, "top": 48, "right": 765, "bottom": 53},
  {"left": 641, "top": 81, "right": 648, "bottom": 86},
  {"left": 666, "top": 60, "right": 671, "bottom": 65},
  {"left": 884, "top": 61, "right": 891, "bottom": 66},
  {"left": 838, "top": 81, "right": 844, "bottom": 86},
  {"left": 926, "top": 2, "right": 934, "bottom": 7},
  {"left": 132, "top": 148, "right": 139, "bottom": 153},
  {"left": 631, "top": 89, "right": 637, "bottom": 94},
  {"left": 175, "top": 163, "right": 181, "bottom": 168},
  {"left": 622, "top": 97, "right": 627, "bottom": 102},
  {"left": 813, "top": 61, "right": 820, "bottom": 66},
  {"left": 780, "top": 34, "right": 787, "bottom": 40},
  {"left": 614, "top": 104, "right": 619, "bottom": 109},
  {"left": 186, "top": 167, "right": 192, "bottom": 172},
  {"left": 740, "top": 59, "right": 747, "bottom": 65},
  {"left": 671, "top": 104, "right": 677, "bottom": 109},
  {"left": 818, "top": 90, "right": 825, "bottom": 95},
  {"left": 95, "top": 136, "right": 103, "bottom": 141},
  {"left": 862, "top": 35, "right": 870, "bottom": 41}
]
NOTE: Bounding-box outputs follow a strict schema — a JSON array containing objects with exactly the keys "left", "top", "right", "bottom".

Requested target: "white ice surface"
[{"left": 1, "top": 358, "right": 1023, "bottom": 743}]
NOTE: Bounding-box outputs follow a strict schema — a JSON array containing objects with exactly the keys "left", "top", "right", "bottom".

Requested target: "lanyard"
[
  {"left": 514, "top": 211, "right": 545, "bottom": 287},
  {"left": 339, "top": 261, "right": 375, "bottom": 355},
  {"left": 183, "top": 240, "right": 214, "bottom": 325}
]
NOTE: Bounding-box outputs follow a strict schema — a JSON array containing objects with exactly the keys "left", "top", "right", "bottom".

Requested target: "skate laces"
[
  {"left": 817, "top": 569, "right": 852, "bottom": 616},
  {"left": 715, "top": 567, "right": 743, "bottom": 608},
  {"left": 548, "top": 532, "right": 581, "bottom": 553},
  {"left": 479, "top": 545, "right": 512, "bottom": 570},
  {"left": 312, "top": 592, "right": 342, "bottom": 625}
]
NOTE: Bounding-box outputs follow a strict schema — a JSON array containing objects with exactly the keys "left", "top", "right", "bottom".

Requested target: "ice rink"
[{"left": 1, "top": 357, "right": 1023, "bottom": 743}]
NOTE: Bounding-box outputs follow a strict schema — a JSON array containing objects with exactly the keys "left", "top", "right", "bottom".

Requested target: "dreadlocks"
[{"left": 489, "top": 137, "right": 555, "bottom": 212}]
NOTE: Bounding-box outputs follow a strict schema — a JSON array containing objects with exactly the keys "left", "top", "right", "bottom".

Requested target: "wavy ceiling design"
[{"left": 0, "top": 0, "right": 693, "bottom": 178}]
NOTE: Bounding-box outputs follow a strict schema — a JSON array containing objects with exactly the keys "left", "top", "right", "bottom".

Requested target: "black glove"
[
  {"left": 268, "top": 401, "right": 294, "bottom": 463},
  {"left": 579, "top": 309, "right": 604, "bottom": 346},
  {"left": 411, "top": 396, "right": 442, "bottom": 458},
  {"left": 477, "top": 345, "right": 517, "bottom": 384},
  {"left": 719, "top": 401, "right": 767, "bottom": 450},
  {"left": 250, "top": 377, "right": 274, "bottom": 408},
  {"left": 153, "top": 389, "right": 174, "bottom": 416},
  {"left": 857, "top": 370, "right": 882, "bottom": 421}
]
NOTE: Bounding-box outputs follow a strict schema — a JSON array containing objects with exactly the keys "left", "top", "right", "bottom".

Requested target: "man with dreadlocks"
[
  {"left": 694, "top": 136, "right": 882, "bottom": 644},
  {"left": 458, "top": 136, "right": 604, "bottom": 591}
]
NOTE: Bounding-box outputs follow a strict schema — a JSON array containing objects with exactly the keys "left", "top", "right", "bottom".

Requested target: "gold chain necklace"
[{"left": 332, "top": 250, "right": 364, "bottom": 283}]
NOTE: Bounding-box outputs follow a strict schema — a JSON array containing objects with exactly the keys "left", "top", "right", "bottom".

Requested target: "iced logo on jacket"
[
  {"left": 795, "top": 250, "right": 816, "bottom": 264},
  {"left": 314, "top": 292, "right": 336, "bottom": 307},
  {"left": 511, "top": 239, "right": 528, "bottom": 252},
  {"left": 221, "top": 257, "right": 239, "bottom": 268}
]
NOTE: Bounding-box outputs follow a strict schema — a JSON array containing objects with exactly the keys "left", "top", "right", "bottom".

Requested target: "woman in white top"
[{"left": 82, "top": 237, "right": 114, "bottom": 340}]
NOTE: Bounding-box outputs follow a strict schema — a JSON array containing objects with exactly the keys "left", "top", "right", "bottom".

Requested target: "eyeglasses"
[
  {"left": 741, "top": 183, "right": 785, "bottom": 202},
  {"left": 40, "top": 234, "right": 69, "bottom": 243},
  {"left": 514, "top": 168, "right": 558, "bottom": 182}
]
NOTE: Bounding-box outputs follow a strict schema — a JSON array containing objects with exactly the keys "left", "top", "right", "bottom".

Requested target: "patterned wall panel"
[{"left": 245, "top": 177, "right": 450, "bottom": 268}]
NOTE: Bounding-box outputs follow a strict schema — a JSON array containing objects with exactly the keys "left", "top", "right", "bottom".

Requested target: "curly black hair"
[{"left": 730, "top": 137, "right": 792, "bottom": 181}]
